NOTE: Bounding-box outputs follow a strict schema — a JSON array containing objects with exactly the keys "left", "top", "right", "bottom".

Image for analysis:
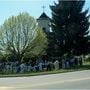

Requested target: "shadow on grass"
[
  {"left": 68, "top": 62, "right": 90, "bottom": 70},
  {"left": 81, "top": 64, "right": 90, "bottom": 69}
]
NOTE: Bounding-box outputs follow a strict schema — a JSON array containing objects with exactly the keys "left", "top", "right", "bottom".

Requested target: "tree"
[
  {"left": 50, "top": 0, "right": 90, "bottom": 56},
  {"left": 0, "top": 12, "right": 48, "bottom": 61},
  {"left": 46, "top": 32, "right": 61, "bottom": 58}
]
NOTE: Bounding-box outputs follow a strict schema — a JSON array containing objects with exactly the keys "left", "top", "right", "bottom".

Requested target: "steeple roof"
[{"left": 38, "top": 12, "right": 50, "bottom": 19}]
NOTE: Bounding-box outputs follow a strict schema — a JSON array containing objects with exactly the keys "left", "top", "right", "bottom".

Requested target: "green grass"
[
  {"left": 0, "top": 69, "right": 78, "bottom": 78},
  {"left": 0, "top": 61, "right": 90, "bottom": 78}
]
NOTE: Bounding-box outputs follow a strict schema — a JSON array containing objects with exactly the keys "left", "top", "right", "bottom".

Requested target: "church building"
[{"left": 37, "top": 11, "right": 51, "bottom": 33}]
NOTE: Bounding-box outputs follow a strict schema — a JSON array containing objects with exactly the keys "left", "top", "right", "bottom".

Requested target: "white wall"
[{"left": 37, "top": 19, "right": 50, "bottom": 33}]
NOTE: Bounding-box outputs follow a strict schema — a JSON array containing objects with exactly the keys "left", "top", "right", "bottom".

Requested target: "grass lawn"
[{"left": 0, "top": 61, "right": 90, "bottom": 78}]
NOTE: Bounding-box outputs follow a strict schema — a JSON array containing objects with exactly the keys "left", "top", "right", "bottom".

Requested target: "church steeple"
[
  {"left": 37, "top": 6, "right": 51, "bottom": 33},
  {"left": 37, "top": 6, "right": 49, "bottom": 19},
  {"left": 38, "top": 12, "right": 50, "bottom": 19}
]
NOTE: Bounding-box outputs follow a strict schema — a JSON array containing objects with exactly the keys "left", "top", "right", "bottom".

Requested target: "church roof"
[{"left": 38, "top": 12, "right": 50, "bottom": 19}]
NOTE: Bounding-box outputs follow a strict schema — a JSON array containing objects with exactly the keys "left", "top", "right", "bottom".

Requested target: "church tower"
[{"left": 37, "top": 6, "right": 51, "bottom": 33}]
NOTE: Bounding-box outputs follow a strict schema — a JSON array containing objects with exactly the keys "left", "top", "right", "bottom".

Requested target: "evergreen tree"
[{"left": 50, "top": 0, "right": 90, "bottom": 55}]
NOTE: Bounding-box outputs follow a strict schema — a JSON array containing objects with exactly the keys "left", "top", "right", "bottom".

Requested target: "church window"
[{"left": 42, "top": 27, "right": 46, "bottom": 31}]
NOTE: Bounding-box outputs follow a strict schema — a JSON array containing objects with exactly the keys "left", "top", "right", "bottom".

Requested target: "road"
[{"left": 0, "top": 70, "right": 90, "bottom": 90}]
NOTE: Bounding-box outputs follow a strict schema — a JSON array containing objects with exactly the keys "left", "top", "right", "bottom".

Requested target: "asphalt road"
[{"left": 0, "top": 70, "right": 90, "bottom": 90}]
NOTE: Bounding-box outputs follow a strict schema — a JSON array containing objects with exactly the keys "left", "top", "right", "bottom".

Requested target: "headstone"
[
  {"left": 28, "top": 64, "right": 32, "bottom": 72},
  {"left": 0, "top": 63, "right": 3, "bottom": 74},
  {"left": 19, "top": 63, "right": 26, "bottom": 73},
  {"left": 62, "top": 59, "right": 65, "bottom": 69},
  {"left": 38, "top": 62, "right": 43, "bottom": 71},
  {"left": 5, "top": 63, "right": 11, "bottom": 74},
  {"left": 13, "top": 62, "right": 18, "bottom": 73},
  {"left": 54, "top": 60, "right": 59, "bottom": 70}
]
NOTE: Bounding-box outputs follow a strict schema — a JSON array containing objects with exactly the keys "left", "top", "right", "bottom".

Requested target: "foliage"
[
  {"left": 50, "top": 0, "right": 90, "bottom": 55},
  {"left": 0, "top": 12, "right": 48, "bottom": 61}
]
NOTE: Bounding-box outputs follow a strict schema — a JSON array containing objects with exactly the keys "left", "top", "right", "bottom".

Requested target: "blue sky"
[{"left": 0, "top": 0, "right": 90, "bottom": 25}]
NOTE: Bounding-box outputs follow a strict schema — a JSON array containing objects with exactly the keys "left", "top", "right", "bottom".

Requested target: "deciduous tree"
[{"left": 0, "top": 12, "right": 48, "bottom": 61}]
